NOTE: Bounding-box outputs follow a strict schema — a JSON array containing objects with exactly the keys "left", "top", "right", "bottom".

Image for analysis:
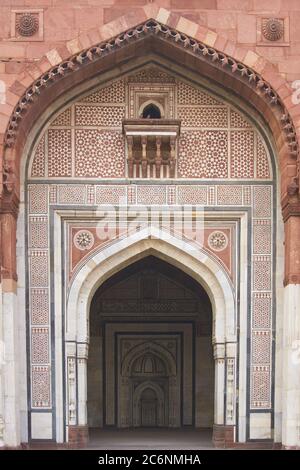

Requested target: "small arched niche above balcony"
[{"left": 140, "top": 101, "right": 163, "bottom": 119}]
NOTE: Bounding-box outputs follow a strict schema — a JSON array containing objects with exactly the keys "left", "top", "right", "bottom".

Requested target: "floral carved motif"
[
  {"left": 16, "top": 13, "right": 39, "bottom": 37},
  {"left": 262, "top": 18, "right": 284, "bottom": 42},
  {"left": 73, "top": 230, "right": 94, "bottom": 251},
  {"left": 208, "top": 231, "right": 228, "bottom": 252}
]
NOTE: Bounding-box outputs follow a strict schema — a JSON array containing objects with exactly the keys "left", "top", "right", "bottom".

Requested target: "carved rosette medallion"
[
  {"left": 16, "top": 13, "right": 39, "bottom": 37},
  {"left": 208, "top": 231, "right": 228, "bottom": 252},
  {"left": 262, "top": 18, "right": 284, "bottom": 42},
  {"left": 73, "top": 230, "right": 95, "bottom": 251}
]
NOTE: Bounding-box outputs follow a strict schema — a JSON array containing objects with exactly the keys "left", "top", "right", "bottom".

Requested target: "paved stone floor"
[{"left": 88, "top": 428, "right": 214, "bottom": 450}]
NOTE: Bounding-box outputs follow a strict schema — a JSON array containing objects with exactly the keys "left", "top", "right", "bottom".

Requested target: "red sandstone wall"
[{"left": 0, "top": 0, "right": 300, "bottom": 88}]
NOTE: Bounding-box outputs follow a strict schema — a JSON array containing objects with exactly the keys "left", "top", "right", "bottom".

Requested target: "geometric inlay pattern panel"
[
  {"left": 29, "top": 252, "right": 48, "bottom": 288},
  {"left": 251, "top": 366, "right": 271, "bottom": 408},
  {"left": 177, "top": 186, "right": 207, "bottom": 205},
  {"left": 32, "top": 366, "right": 51, "bottom": 408},
  {"left": 75, "top": 129, "right": 124, "bottom": 178},
  {"left": 178, "top": 130, "right": 228, "bottom": 178},
  {"left": 252, "top": 293, "right": 272, "bottom": 329},
  {"left": 28, "top": 185, "right": 48, "bottom": 214},
  {"left": 29, "top": 216, "right": 48, "bottom": 249},
  {"left": 252, "top": 331, "right": 271, "bottom": 364},
  {"left": 230, "top": 109, "right": 251, "bottom": 128},
  {"left": 230, "top": 131, "right": 254, "bottom": 178},
  {"left": 137, "top": 185, "right": 167, "bottom": 205},
  {"left": 177, "top": 81, "right": 222, "bottom": 105},
  {"left": 178, "top": 107, "right": 228, "bottom": 128},
  {"left": 253, "top": 220, "right": 272, "bottom": 254},
  {"left": 31, "top": 136, "right": 45, "bottom": 177},
  {"left": 26, "top": 67, "right": 275, "bottom": 416},
  {"left": 217, "top": 185, "right": 243, "bottom": 205},
  {"left": 253, "top": 186, "right": 272, "bottom": 218},
  {"left": 31, "top": 289, "right": 49, "bottom": 325},
  {"left": 253, "top": 256, "right": 272, "bottom": 291},
  {"left": 51, "top": 108, "right": 71, "bottom": 127},
  {"left": 30, "top": 68, "right": 272, "bottom": 181},
  {"left": 95, "top": 185, "right": 127, "bottom": 205},
  {"left": 26, "top": 180, "right": 274, "bottom": 412},
  {"left": 31, "top": 327, "right": 49, "bottom": 364},
  {"left": 75, "top": 105, "right": 125, "bottom": 127},
  {"left": 257, "top": 136, "right": 271, "bottom": 179},
  {"left": 28, "top": 186, "right": 51, "bottom": 410},
  {"left": 48, "top": 129, "right": 72, "bottom": 178},
  {"left": 80, "top": 79, "right": 125, "bottom": 103}
]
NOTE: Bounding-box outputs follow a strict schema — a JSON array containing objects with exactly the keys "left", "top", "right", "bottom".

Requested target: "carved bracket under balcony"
[{"left": 122, "top": 119, "right": 181, "bottom": 178}]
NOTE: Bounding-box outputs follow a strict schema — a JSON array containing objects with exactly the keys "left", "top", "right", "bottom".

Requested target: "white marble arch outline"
[
  {"left": 66, "top": 226, "right": 235, "bottom": 345},
  {"left": 64, "top": 225, "right": 236, "bottom": 440}
]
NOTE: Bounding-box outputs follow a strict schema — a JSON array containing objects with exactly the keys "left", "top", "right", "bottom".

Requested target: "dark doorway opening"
[{"left": 88, "top": 256, "right": 214, "bottom": 432}]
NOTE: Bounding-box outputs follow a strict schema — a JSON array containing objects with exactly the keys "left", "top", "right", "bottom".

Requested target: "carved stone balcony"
[{"left": 122, "top": 119, "right": 181, "bottom": 178}]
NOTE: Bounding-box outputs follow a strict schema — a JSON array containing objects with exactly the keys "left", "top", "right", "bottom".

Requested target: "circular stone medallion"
[
  {"left": 73, "top": 230, "right": 95, "bottom": 251},
  {"left": 208, "top": 231, "right": 228, "bottom": 252}
]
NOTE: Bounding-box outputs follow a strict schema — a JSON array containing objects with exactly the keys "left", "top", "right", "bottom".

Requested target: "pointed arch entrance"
[
  {"left": 65, "top": 227, "right": 236, "bottom": 446},
  {"left": 87, "top": 255, "right": 214, "bottom": 431}
]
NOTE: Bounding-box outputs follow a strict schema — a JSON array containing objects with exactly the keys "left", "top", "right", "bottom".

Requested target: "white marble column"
[
  {"left": 2, "top": 291, "right": 20, "bottom": 447},
  {"left": 0, "top": 285, "right": 4, "bottom": 447},
  {"left": 77, "top": 343, "right": 89, "bottom": 426},
  {"left": 66, "top": 342, "right": 77, "bottom": 427},
  {"left": 214, "top": 343, "right": 225, "bottom": 425},
  {"left": 282, "top": 284, "right": 300, "bottom": 448},
  {"left": 225, "top": 342, "right": 236, "bottom": 426}
]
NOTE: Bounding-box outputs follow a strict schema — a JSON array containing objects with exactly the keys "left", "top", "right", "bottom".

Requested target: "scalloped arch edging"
[
  {"left": 4, "top": 19, "right": 299, "bottom": 161},
  {"left": 2, "top": 17, "right": 300, "bottom": 202}
]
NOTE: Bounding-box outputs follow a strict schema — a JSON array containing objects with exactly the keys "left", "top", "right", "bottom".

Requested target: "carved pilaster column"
[
  {"left": 213, "top": 343, "right": 225, "bottom": 425},
  {"left": 225, "top": 343, "right": 236, "bottom": 427},
  {"left": 66, "top": 343, "right": 77, "bottom": 427},
  {"left": 141, "top": 136, "right": 147, "bottom": 178},
  {"left": 155, "top": 136, "right": 162, "bottom": 178},
  {"left": 127, "top": 136, "right": 134, "bottom": 178},
  {"left": 77, "top": 343, "right": 88, "bottom": 427},
  {"left": 170, "top": 136, "right": 176, "bottom": 178},
  {"left": 67, "top": 343, "right": 89, "bottom": 448}
]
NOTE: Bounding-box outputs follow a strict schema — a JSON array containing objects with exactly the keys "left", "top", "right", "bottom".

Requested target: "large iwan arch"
[
  {"left": 65, "top": 229, "right": 236, "bottom": 444},
  {"left": 0, "top": 7, "right": 299, "bottom": 449}
]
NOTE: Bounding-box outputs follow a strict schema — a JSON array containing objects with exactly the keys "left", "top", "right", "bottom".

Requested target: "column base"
[
  {"left": 212, "top": 424, "right": 234, "bottom": 448},
  {"left": 68, "top": 425, "right": 89, "bottom": 448}
]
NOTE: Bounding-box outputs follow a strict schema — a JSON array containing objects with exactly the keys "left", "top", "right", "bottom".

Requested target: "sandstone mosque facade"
[{"left": 0, "top": 1, "right": 300, "bottom": 449}]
